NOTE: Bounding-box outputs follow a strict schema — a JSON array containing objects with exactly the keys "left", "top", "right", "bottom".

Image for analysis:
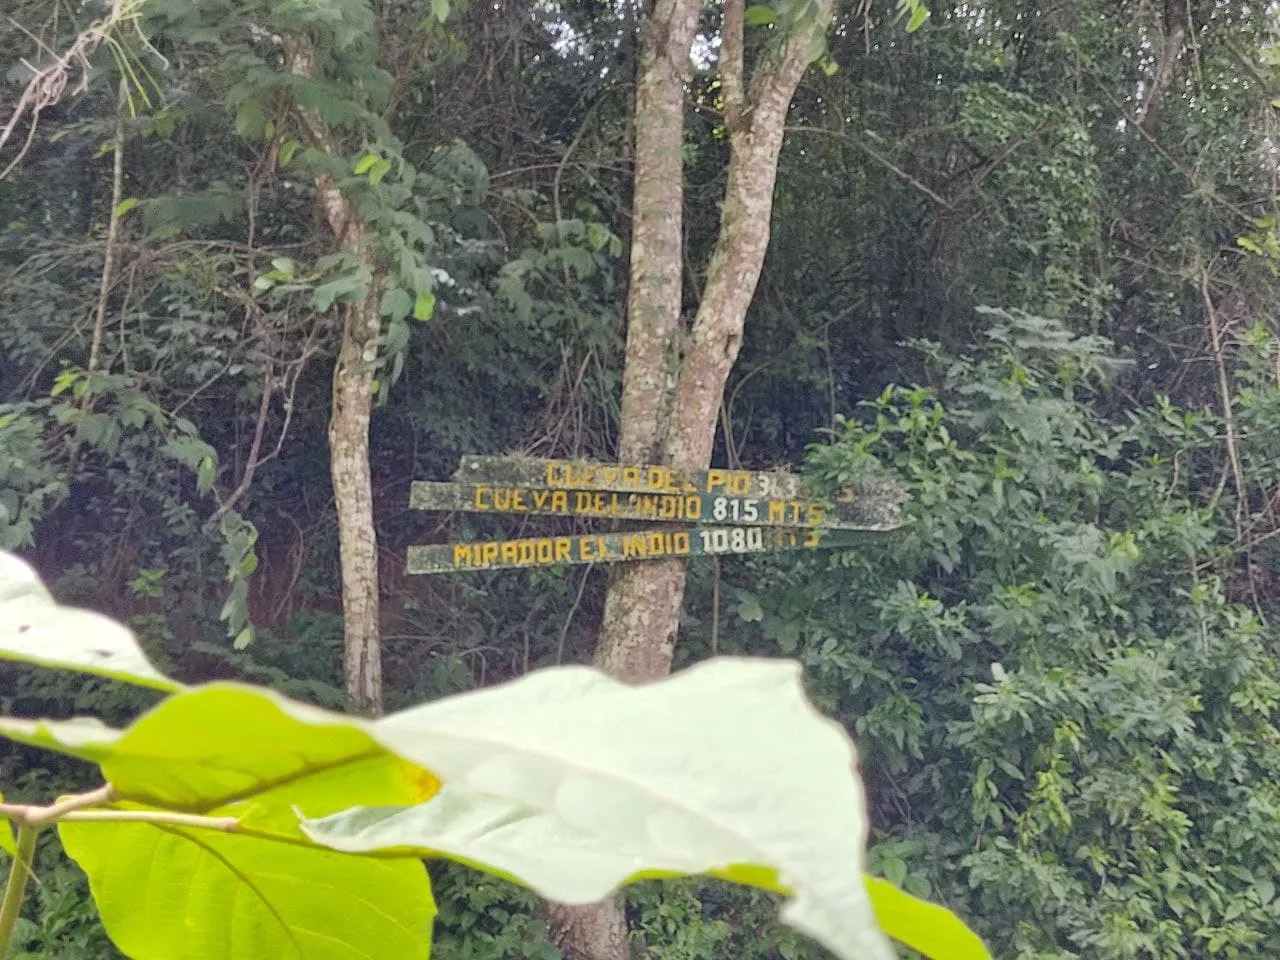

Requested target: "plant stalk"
[{"left": 0, "top": 826, "right": 38, "bottom": 960}]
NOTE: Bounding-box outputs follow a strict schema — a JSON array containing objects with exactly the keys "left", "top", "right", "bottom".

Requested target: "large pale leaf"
[
  {"left": 0, "top": 715, "right": 123, "bottom": 765},
  {"left": 60, "top": 816, "right": 435, "bottom": 960},
  {"left": 0, "top": 551, "right": 178, "bottom": 691},
  {"left": 307, "top": 658, "right": 897, "bottom": 960}
]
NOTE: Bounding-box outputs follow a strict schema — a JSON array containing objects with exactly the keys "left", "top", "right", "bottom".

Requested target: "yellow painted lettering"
[
  {"left": 648, "top": 531, "right": 665, "bottom": 554},
  {"left": 686, "top": 496, "right": 701, "bottom": 519},
  {"left": 481, "top": 543, "right": 499, "bottom": 566},
  {"left": 519, "top": 540, "right": 536, "bottom": 564},
  {"left": 728, "top": 473, "right": 750, "bottom": 496},
  {"left": 501, "top": 541, "right": 518, "bottom": 564},
  {"left": 580, "top": 536, "right": 595, "bottom": 561},
  {"left": 707, "top": 469, "right": 726, "bottom": 493},
  {"left": 575, "top": 491, "right": 592, "bottom": 512},
  {"left": 453, "top": 544, "right": 472, "bottom": 567},
  {"left": 475, "top": 486, "right": 493, "bottom": 510},
  {"left": 596, "top": 536, "right": 613, "bottom": 560},
  {"left": 536, "top": 539, "right": 553, "bottom": 564},
  {"left": 622, "top": 466, "right": 641, "bottom": 487},
  {"left": 767, "top": 500, "right": 786, "bottom": 524},
  {"left": 673, "top": 532, "right": 691, "bottom": 554},
  {"left": 533, "top": 489, "right": 549, "bottom": 509},
  {"left": 807, "top": 503, "right": 825, "bottom": 526},
  {"left": 554, "top": 538, "right": 571, "bottom": 562},
  {"left": 551, "top": 490, "right": 568, "bottom": 511}
]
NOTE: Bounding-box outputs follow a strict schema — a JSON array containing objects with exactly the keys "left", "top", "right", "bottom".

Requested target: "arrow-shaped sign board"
[
  {"left": 410, "top": 481, "right": 896, "bottom": 530},
  {"left": 406, "top": 525, "right": 872, "bottom": 574},
  {"left": 459, "top": 456, "right": 808, "bottom": 499}
]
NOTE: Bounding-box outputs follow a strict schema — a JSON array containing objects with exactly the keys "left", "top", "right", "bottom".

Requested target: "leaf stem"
[
  {"left": 57, "top": 811, "right": 239, "bottom": 831},
  {"left": 0, "top": 826, "right": 37, "bottom": 960},
  {"left": 0, "top": 784, "right": 114, "bottom": 826}
]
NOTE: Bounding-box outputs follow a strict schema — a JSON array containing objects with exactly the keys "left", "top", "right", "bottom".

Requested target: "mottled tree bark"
[
  {"left": 327, "top": 285, "right": 385, "bottom": 714},
  {"left": 546, "top": 0, "right": 836, "bottom": 957},
  {"left": 1137, "top": 0, "right": 1189, "bottom": 127},
  {"left": 288, "top": 39, "right": 384, "bottom": 714}
]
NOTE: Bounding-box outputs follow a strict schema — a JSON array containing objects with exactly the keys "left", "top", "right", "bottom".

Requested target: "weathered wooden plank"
[
  {"left": 456, "top": 455, "right": 807, "bottom": 499},
  {"left": 452, "top": 455, "right": 904, "bottom": 525},
  {"left": 410, "top": 481, "right": 900, "bottom": 531},
  {"left": 406, "top": 525, "right": 872, "bottom": 574}
]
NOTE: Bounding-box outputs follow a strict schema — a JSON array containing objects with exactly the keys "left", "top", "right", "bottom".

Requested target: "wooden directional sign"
[
  {"left": 406, "top": 454, "right": 903, "bottom": 575},
  {"left": 409, "top": 481, "right": 894, "bottom": 530},
  {"left": 406, "top": 525, "right": 871, "bottom": 574}
]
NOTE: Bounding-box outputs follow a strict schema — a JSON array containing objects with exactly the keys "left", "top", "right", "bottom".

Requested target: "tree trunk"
[
  {"left": 287, "top": 38, "right": 384, "bottom": 715},
  {"left": 546, "top": 0, "right": 836, "bottom": 957},
  {"left": 329, "top": 287, "right": 385, "bottom": 714}
]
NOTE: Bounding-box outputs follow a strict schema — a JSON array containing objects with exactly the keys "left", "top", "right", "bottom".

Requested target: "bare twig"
[
  {"left": 555, "top": 567, "right": 592, "bottom": 666},
  {"left": 784, "top": 125, "right": 953, "bottom": 208},
  {"left": 1201, "top": 266, "right": 1246, "bottom": 529},
  {"left": 0, "top": 0, "right": 147, "bottom": 178},
  {"left": 210, "top": 364, "right": 274, "bottom": 522},
  {"left": 88, "top": 77, "right": 129, "bottom": 375}
]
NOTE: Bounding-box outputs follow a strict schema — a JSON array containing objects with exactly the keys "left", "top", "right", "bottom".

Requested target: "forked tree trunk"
[
  {"left": 545, "top": 0, "right": 836, "bottom": 957},
  {"left": 288, "top": 39, "right": 384, "bottom": 715}
]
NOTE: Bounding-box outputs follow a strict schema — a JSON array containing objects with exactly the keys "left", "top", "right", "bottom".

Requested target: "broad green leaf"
[
  {"left": 431, "top": 0, "right": 450, "bottom": 21},
  {"left": 736, "top": 590, "right": 765, "bottom": 622},
  {"left": 60, "top": 817, "right": 435, "bottom": 960},
  {"left": 0, "top": 788, "right": 15, "bottom": 856},
  {"left": 0, "top": 551, "right": 179, "bottom": 691},
  {"left": 197, "top": 455, "right": 216, "bottom": 492},
  {"left": 907, "top": 4, "right": 929, "bottom": 30},
  {"left": 113, "top": 198, "right": 139, "bottom": 217},
  {"left": 306, "top": 658, "right": 897, "bottom": 960},
  {"left": 77, "top": 684, "right": 437, "bottom": 819},
  {"left": 744, "top": 5, "right": 778, "bottom": 25},
  {"left": 368, "top": 158, "right": 393, "bottom": 186},
  {"left": 381, "top": 287, "right": 413, "bottom": 322},
  {"left": 865, "top": 877, "right": 991, "bottom": 959},
  {"left": 412, "top": 291, "right": 436, "bottom": 321},
  {"left": 313, "top": 274, "right": 367, "bottom": 312},
  {"left": 353, "top": 153, "right": 379, "bottom": 175}
]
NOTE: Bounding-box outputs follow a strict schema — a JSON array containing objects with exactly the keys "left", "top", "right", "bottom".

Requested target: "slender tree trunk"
[
  {"left": 546, "top": 1, "right": 835, "bottom": 957},
  {"left": 287, "top": 38, "right": 384, "bottom": 714},
  {"left": 1137, "top": 0, "right": 1188, "bottom": 127},
  {"left": 329, "top": 287, "right": 385, "bottom": 714}
]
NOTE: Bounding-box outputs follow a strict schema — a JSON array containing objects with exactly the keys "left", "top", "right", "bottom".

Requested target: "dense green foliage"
[{"left": 5, "top": 0, "right": 1280, "bottom": 956}]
